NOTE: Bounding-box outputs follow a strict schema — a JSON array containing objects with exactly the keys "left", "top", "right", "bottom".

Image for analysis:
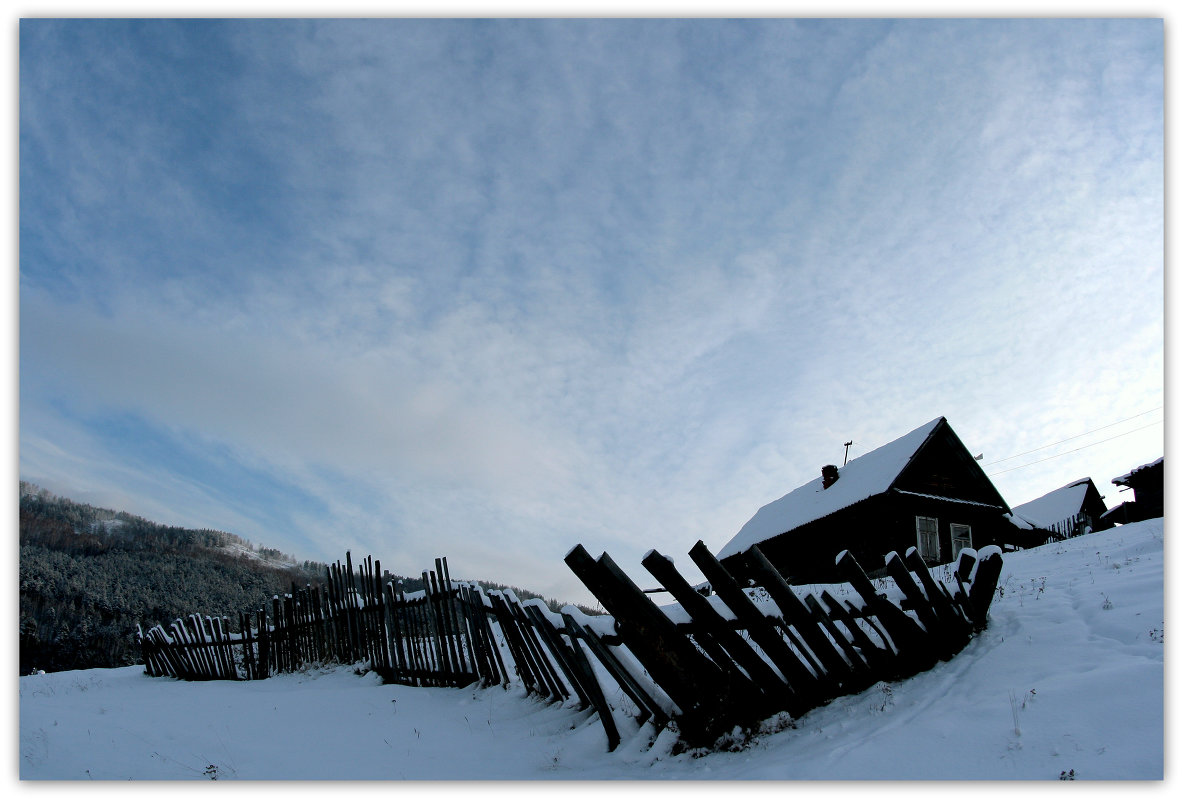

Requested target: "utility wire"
[
  {"left": 983, "top": 407, "right": 1163, "bottom": 466},
  {"left": 987, "top": 420, "right": 1163, "bottom": 477}
]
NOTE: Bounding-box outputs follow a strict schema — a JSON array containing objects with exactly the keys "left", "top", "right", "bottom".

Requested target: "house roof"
[
  {"left": 1113, "top": 457, "right": 1163, "bottom": 486},
  {"left": 716, "top": 417, "right": 945, "bottom": 561},
  {"left": 1011, "top": 478, "right": 1093, "bottom": 529}
]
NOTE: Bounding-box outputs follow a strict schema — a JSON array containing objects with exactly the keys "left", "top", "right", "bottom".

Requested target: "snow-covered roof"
[
  {"left": 1010, "top": 478, "right": 1092, "bottom": 530},
  {"left": 1113, "top": 457, "right": 1163, "bottom": 486},
  {"left": 716, "top": 418, "right": 944, "bottom": 561}
]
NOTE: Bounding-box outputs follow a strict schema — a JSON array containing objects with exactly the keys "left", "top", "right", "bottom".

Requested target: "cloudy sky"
[{"left": 18, "top": 18, "right": 1163, "bottom": 605}]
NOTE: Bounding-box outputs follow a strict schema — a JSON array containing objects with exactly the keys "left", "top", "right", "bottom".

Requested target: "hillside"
[
  {"left": 17, "top": 483, "right": 596, "bottom": 675},
  {"left": 18, "top": 518, "right": 1164, "bottom": 779},
  {"left": 18, "top": 483, "right": 334, "bottom": 675}
]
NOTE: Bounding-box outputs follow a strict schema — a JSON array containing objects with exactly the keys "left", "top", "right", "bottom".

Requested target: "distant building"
[
  {"left": 716, "top": 417, "right": 1031, "bottom": 585},
  {"left": 1101, "top": 457, "right": 1164, "bottom": 525},
  {"left": 1011, "top": 477, "right": 1113, "bottom": 540}
]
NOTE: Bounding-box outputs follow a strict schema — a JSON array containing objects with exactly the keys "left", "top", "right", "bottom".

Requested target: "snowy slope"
[
  {"left": 18, "top": 519, "right": 1164, "bottom": 780},
  {"left": 218, "top": 540, "right": 299, "bottom": 570}
]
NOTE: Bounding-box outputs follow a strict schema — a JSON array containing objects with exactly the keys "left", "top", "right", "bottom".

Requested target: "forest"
[{"left": 18, "top": 482, "right": 582, "bottom": 675}]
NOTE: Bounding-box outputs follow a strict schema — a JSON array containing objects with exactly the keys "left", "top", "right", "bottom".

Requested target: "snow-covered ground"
[{"left": 18, "top": 519, "right": 1165, "bottom": 780}]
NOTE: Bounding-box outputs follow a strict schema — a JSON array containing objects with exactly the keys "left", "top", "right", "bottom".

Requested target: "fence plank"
[
  {"left": 500, "top": 592, "right": 568, "bottom": 700},
  {"left": 522, "top": 604, "right": 591, "bottom": 709},
  {"left": 440, "top": 560, "right": 475, "bottom": 678},
  {"left": 528, "top": 607, "right": 622, "bottom": 751},
  {"left": 685, "top": 541, "right": 817, "bottom": 716},
  {"left": 817, "top": 591, "right": 893, "bottom": 676},
  {"left": 564, "top": 544, "right": 741, "bottom": 746},
  {"left": 434, "top": 561, "right": 463, "bottom": 677},
  {"left": 488, "top": 592, "right": 545, "bottom": 695},
  {"left": 641, "top": 550, "right": 783, "bottom": 718},
  {"left": 835, "top": 550, "right": 937, "bottom": 676},
  {"left": 738, "top": 546, "right": 848, "bottom": 698},
  {"left": 562, "top": 612, "right": 669, "bottom": 729},
  {"left": 455, "top": 584, "right": 494, "bottom": 686},
  {"left": 801, "top": 594, "right": 874, "bottom": 693},
  {"left": 467, "top": 585, "right": 509, "bottom": 687},
  {"left": 967, "top": 549, "right": 1003, "bottom": 630},
  {"left": 902, "top": 549, "right": 972, "bottom": 656}
]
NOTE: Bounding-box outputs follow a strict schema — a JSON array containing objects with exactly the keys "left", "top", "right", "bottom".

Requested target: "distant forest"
[{"left": 18, "top": 482, "right": 594, "bottom": 675}]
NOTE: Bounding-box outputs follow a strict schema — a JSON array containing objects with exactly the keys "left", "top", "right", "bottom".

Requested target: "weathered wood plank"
[
  {"left": 441, "top": 559, "right": 476, "bottom": 678},
  {"left": 801, "top": 594, "right": 874, "bottom": 693},
  {"left": 835, "top": 549, "right": 937, "bottom": 675},
  {"left": 686, "top": 541, "right": 819, "bottom": 715},
  {"left": 562, "top": 612, "right": 669, "bottom": 729},
  {"left": 967, "top": 548, "right": 1003, "bottom": 630},
  {"left": 882, "top": 551, "right": 963, "bottom": 663},
  {"left": 522, "top": 604, "right": 591, "bottom": 709},
  {"left": 543, "top": 611, "right": 623, "bottom": 750},
  {"left": 817, "top": 590, "right": 893, "bottom": 676},
  {"left": 487, "top": 592, "right": 543, "bottom": 695},
  {"left": 641, "top": 549, "right": 783, "bottom": 717},
  {"left": 503, "top": 593, "right": 569, "bottom": 700},
  {"left": 470, "top": 586, "right": 510, "bottom": 687},
  {"left": 739, "top": 545, "right": 849, "bottom": 698},
  {"left": 564, "top": 544, "right": 738, "bottom": 746}
]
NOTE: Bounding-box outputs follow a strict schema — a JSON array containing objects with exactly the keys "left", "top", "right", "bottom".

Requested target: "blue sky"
[{"left": 18, "top": 18, "right": 1163, "bottom": 605}]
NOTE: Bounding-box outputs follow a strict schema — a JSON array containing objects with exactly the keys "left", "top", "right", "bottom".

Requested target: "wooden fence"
[{"left": 139, "top": 540, "right": 1003, "bottom": 752}]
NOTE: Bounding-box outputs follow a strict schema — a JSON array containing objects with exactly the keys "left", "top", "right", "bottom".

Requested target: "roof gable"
[
  {"left": 717, "top": 417, "right": 945, "bottom": 560},
  {"left": 892, "top": 423, "right": 1010, "bottom": 509}
]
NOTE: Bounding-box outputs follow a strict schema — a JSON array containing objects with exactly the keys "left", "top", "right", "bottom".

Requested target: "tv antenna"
[{"left": 843, "top": 441, "right": 853, "bottom": 466}]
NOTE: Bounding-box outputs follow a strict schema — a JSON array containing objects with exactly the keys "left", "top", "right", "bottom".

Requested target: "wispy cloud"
[{"left": 20, "top": 19, "right": 1163, "bottom": 603}]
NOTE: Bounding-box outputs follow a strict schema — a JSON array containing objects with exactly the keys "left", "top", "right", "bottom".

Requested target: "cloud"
[{"left": 19, "top": 19, "right": 1164, "bottom": 604}]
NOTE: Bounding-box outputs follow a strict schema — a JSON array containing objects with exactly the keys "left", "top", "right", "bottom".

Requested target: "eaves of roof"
[{"left": 891, "top": 489, "right": 1008, "bottom": 509}]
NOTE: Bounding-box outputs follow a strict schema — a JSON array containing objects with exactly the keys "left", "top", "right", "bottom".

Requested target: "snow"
[
  {"left": 716, "top": 417, "right": 944, "bottom": 560},
  {"left": 892, "top": 488, "right": 1003, "bottom": 508},
  {"left": 89, "top": 518, "right": 125, "bottom": 534},
  {"left": 17, "top": 518, "right": 1165, "bottom": 781},
  {"left": 1113, "top": 457, "right": 1163, "bottom": 485},
  {"left": 1011, "top": 479, "right": 1092, "bottom": 529},
  {"left": 220, "top": 541, "right": 298, "bottom": 570}
]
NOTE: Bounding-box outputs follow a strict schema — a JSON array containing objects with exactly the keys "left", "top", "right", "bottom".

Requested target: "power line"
[
  {"left": 986, "top": 420, "right": 1163, "bottom": 477},
  {"left": 983, "top": 407, "right": 1163, "bottom": 466}
]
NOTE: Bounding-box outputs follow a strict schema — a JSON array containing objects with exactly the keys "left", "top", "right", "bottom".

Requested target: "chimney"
[{"left": 821, "top": 464, "right": 840, "bottom": 489}]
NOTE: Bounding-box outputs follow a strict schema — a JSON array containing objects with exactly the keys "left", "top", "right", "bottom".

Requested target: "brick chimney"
[{"left": 821, "top": 464, "right": 840, "bottom": 489}]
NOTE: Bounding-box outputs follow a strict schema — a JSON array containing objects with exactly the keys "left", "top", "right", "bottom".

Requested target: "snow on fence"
[{"left": 138, "top": 542, "right": 1003, "bottom": 752}]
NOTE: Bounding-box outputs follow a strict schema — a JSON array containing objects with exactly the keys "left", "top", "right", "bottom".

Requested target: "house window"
[
  {"left": 950, "top": 523, "right": 973, "bottom": 558},
  {"left": 916, "top": 516, "right": 940, "bottom": 561}
]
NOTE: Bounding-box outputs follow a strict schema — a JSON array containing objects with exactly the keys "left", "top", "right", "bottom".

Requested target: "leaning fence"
[{"left": 139, "top": 540, "right": 1003, "bottom": 751}]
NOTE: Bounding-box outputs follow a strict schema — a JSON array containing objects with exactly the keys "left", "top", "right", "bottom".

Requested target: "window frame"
[
  {"left": 915, "top": 515, "right": 940, "bottom": 561},
  {"left": 950, "top": 522, "right": 973, "bottom": 558}
]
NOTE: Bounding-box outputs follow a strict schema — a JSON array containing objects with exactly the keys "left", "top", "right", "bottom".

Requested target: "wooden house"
[
  {"left": 1011, "top": 477, "right": 1114, "bottom": 540},
  {"left": 716, "top": 417, "right": 1027, "bottom": 584},
  {"left": 1101, "top": 457, "right": 1164, "bottom": 525}
]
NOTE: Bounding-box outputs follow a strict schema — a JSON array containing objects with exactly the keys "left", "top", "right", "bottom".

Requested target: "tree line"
[{"left": 18, "top": 483, "right": 599, "bottom": 675}]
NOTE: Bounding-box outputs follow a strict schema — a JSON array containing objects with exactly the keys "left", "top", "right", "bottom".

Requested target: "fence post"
[
  {"left": 561, "top": 612, "right": 669, "bottom": 729},
  {"left": 564, "top": 544, "right": 742, "bottom": 747},
  {"left": 641, "top": 550, "right": 786, "bottom": 716}
]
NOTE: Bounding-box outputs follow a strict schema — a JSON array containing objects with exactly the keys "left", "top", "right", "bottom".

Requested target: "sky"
[{"left": 16, "top": 17, "right": 1164, "bottom": 606}]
